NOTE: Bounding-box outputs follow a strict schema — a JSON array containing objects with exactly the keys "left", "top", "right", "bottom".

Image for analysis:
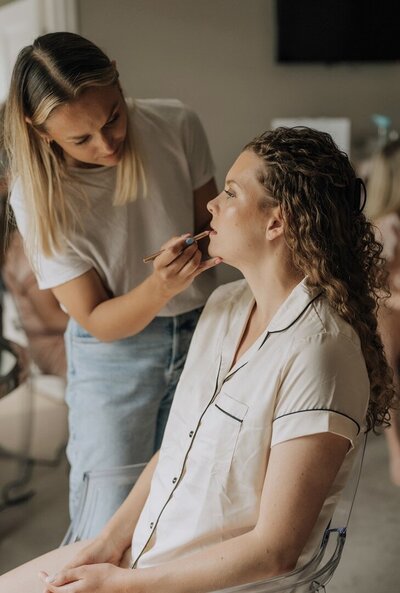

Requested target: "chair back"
[
  {"left": 211, "top": 433, "right": 367, "bottom": 593},
  {"left": 61, "top": 462, "right": 146, "bottom": 545}
]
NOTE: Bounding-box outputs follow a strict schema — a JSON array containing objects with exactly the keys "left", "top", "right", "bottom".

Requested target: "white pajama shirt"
[{"left": 131, "top": 278, "right": 369, "bottom": 568}]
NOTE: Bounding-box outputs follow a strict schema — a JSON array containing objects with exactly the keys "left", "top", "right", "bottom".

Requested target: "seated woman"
[{"left": 0, "top": 127, "right": 393, "bottom": 593}]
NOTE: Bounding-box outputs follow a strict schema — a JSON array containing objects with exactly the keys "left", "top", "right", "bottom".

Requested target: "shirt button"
[
  {"left": 172, "top": 477, "right": 177, "bottom": 484},
  {"left": 149, "top": 522, "right": 154, "bottom": 529},
  {"left": 189, "top": 430, "right": 194, "bottom": 437}
]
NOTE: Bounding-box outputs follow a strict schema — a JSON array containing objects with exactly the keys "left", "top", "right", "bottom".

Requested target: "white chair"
[
  {"left": 62, "top": 435, "right": 367, "bottom": 592},
  {"left": 0, "top": 289, "right": 68, "bottom": 465},
  {"left": 0, "top": 289, "right": 68, "bottom": 512},
  {"left": 0, "top": 336, "right": 35, "bottom": 509}
]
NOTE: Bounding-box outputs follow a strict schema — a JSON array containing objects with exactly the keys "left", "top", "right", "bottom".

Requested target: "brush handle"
[{"left": 142, "top": 230, "right": 210, "bottom": 263}]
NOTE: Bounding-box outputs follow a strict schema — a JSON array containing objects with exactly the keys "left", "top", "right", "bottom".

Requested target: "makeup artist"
[{"left": 4, "top": 32, "right": 220, "bottom": 528}]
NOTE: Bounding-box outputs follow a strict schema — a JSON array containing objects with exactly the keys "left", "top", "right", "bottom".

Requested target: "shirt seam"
[
  {"left": 272, "top": 408, "right": 361, "bottom": 435},
  {"left": 215, "top": 404, "right": 244, "bottom": 423}
]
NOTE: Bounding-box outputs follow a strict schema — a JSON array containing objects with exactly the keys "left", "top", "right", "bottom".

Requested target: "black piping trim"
[
  {"left": 259, "top": 291, "right": 323, "bottom": 349},
  {"left": 225, "top": 292, "right": 323, "bottom": 381},
  {"left": 131, "top": 356, "right": 222, "bottom": 569},
  {"left": 273, "top": 408, "right": 360, "bottom": 435},
  {"left": 223, "top": 361, "right": 249, "bottom": 382},
  {"left": 215, "top": 404, "right": 243, "bottom": 423}
]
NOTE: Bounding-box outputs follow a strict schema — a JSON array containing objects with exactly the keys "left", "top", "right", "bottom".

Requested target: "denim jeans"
[{"left": 64, "top": 308, "right": 202, "bottom": 534}]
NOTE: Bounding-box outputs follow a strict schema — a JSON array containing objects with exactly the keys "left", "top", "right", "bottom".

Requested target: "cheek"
[{"left": 116, "top": 114, "right": 128, "bottom": 139}]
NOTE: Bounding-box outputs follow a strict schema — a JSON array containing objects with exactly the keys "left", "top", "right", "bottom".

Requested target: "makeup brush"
[{"left": 143, "top": 230, "right": 210, "bottom": 263}]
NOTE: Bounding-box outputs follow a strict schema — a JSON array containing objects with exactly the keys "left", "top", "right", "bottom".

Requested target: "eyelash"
[
  {"left": 224, "top": 189, "right": 235, "bottom": 198},
  {"left": 105, "top": 113, "right": 119, "bottom": 127},
  {"left": 75, "top": 113, "right": 120, "bottom": 145}
]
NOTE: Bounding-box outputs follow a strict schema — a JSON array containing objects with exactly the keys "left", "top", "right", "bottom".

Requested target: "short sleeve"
[
  {"left": 180, "top": 105, "right": 215, "bottom": 190},
  {"left": 271, "top": 332, "right": 369, "bottom": 450},
  {"left": 10, "top": 181, "right": 91, "bottom": 290}
]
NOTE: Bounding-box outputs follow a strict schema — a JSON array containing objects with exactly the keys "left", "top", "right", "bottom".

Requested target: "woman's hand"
[
  {"left": 61, "top": 534, "right": 127, "bottom": 571},
  {"left": 152, "top": 234, "right": 221, "bottom": 298},
  {"left": 39, "top": 564, "right": 132, "bottom": 593}
]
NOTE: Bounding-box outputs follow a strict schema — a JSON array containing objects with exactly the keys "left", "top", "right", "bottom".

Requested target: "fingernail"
[
  {"left": 185, "top": 237, "right": 195, "bottom": 246},
  {"left": 46, "top": 575, "right": 56, "bottom": 584}
]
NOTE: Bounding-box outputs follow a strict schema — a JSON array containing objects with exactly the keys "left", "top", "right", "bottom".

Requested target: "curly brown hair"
[{"left": 245, "top": 127, "right": 395, "bottom": 432}]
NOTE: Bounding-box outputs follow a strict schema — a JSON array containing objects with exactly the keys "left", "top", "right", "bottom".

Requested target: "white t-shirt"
[
  {"left": 11, "top": 99, "right": 216, "bottom": 316},
  {"left": 132, "top": 278, "right": 369, "bottom": 568}
]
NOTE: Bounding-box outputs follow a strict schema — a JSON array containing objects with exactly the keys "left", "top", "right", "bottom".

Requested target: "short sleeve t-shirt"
[
  {"left": 131, "top": 278, "right": 369, "bottom": 569},
  {"left": 10, "top": 99, "right": 216, "bottom": 316}
]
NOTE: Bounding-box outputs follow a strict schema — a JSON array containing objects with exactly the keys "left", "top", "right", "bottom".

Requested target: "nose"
[
  {"left": 98, "top": 131, "right": 115, "bottom": 155},
  {"left": 207, "top": 194, "right": 219, "bottom": 214}
]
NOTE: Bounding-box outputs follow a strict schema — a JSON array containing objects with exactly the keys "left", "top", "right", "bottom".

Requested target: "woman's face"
[
  {"left": 42, "top": 84, "right": 128, "bottom": 168},
  {"left": 207, "top": 150, "right": 276, "bottom": 267}
]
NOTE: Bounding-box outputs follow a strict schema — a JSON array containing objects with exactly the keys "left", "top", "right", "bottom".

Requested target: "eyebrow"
[
  {"left": 67, "top": 101, "right": 119, "bottom": 141},
  {"left": 225, "top": 179, "right": 241, "bottom": 189}
]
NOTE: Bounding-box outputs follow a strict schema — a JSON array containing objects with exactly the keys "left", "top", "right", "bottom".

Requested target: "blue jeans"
[{"left": 64, "top": 308, "right": 202, "bottom": 534}]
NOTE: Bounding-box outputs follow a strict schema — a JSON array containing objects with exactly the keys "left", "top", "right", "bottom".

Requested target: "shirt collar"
[
  {"left": 267, "top": 277, "right": 322, "bottom": 334},
  {"left": 221, "top": 279, "right": 322, "bottom": 384}
]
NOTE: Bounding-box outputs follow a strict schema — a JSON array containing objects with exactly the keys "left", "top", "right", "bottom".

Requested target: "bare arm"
[
  {"left": 26, "top": 283, "right": 69, "bottom": 332},
  {"left": 61, "top": 452, "right": 160, "bottom": 572},
  {"left": 129, "top": 432, "right": 349, "bottom": 593},
  {"left": 52, "top": 235, "right": 219, "bottom": 342},
  {"left": 45, "top": 432, "right": 349, "bottom": 593}
]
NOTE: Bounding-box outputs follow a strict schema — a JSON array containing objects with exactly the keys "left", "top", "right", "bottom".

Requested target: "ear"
[
  {"left": 265, "top": 206, "right": 284, "bottom": 241},
  {"left": 111, "top": 60, "right": 119, "bottom": 75},
  {"left": 24, "top": 117, "right": 51, "bottom": 142},
  {"left": 36, "top": 130, "right": 52, "bottom": 144}
]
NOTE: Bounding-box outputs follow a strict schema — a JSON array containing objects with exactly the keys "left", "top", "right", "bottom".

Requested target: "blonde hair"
[
  {"left": 246, "top": 127, "right": 395, "bottom": 432},
  {"left": 365, "top": 140, "right": 400, "bottom": 220},
  {"left": 4, "top": 32, "right": 145, "bottom": 258}
]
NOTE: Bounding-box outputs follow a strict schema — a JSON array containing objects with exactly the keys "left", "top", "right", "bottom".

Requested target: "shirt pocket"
[{"left": 188, "top": 391, "right": 248, "bottom": 474}]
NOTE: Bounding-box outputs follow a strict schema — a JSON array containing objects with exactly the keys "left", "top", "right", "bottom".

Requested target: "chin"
[
  {"left": 207, "top": 245, "right": 223, "bottom": 260},
  {"left": 101, "top": 154, "right": 121, "bottom": 166}
]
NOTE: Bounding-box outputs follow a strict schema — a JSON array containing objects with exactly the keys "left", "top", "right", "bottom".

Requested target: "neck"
[
  {"left": 64, "top": 153, "right": 102, "bottom": 169},
  {"left": 241, "top": 254, "right": 303, "bottom": 329}
]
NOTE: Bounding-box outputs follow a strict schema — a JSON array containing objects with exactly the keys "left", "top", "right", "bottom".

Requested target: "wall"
[{"left": 79, "top": 0, "right": 400, "bottom": 188}]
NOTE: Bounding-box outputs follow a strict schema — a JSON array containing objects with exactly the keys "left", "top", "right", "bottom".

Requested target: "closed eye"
[
  {"left": 74, "top": 113, "right": 120, "bottom": 145},
  {"left": 105, "top": 113, "right": 120, "bottom": 127},
  {"left": 224, "top": 189, "right": 235, "bottom": 198},
  {"left": 75, "top": 136, "right": 90, "bottom": 145}
]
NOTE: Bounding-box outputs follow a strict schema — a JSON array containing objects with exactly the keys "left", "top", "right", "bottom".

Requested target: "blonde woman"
[
  {"left": 366, "top": 139, "right": 400, "bottom": 485},
  {"left": 0, "top": 127, "right": 394, "bottom": 593},
  {"left": 3, "top": 32, "right": 220, "bottom": 526}
]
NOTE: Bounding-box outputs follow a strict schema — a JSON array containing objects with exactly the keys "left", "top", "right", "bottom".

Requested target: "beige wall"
[{"left": 79, "top": 0, "right": 400, "bottom": 187}]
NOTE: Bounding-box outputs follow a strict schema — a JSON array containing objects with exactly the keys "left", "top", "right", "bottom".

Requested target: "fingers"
[
  {"left": 156, "top": 234, "right": 191, "bottom": 265},
  {"left": 174, "top": 253, "right": 222, "bottom": 284},
  {"left": 192, "top": 257, "right": 222, "bottom": 277},
  {"left": 155, "top": 237, "right": 201, "bottom": 272},
  {"left": 39, "top": 568, "right": 79, "bottom": 590},
  {"left": 152, "top": 234, "right": 221, "bottom": 295}
]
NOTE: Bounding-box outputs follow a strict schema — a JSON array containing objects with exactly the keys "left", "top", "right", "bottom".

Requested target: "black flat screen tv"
[{"left": 276, "top": 0, "right": 400, "bottom": 63}]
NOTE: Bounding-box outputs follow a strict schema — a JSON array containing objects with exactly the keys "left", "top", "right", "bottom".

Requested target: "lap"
[{"left": 0, "top": 541, "right": 132, "bottom": 593}]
